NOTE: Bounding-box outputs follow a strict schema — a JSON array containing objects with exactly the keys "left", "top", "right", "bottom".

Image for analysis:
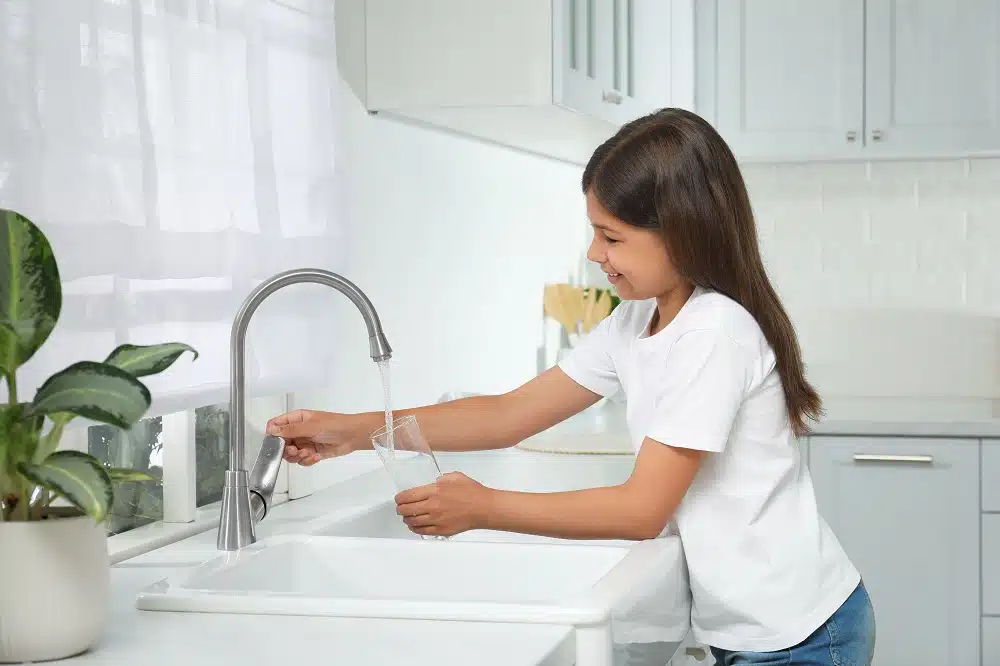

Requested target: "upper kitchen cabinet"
[
  {"left": 864, "top": 0, "right": 1000, "bottom": 156},
  {"left": 698, "top": 0, "right": 1000, "bottom": 161},
  {"left": 708, "top": 0, "right": 866, "bottom": 161},
  {"left": 336, "top": 0, "right": 695, "bottom": 165}
]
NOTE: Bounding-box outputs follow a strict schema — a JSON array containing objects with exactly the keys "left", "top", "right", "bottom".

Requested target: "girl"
[{"left": 266, "top": 108, "right": 876, "bottom": 665}]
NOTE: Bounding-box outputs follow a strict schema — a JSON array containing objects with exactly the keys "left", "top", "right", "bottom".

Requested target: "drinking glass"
[
  {"left": 371, "top": 415, "right": 446, "bottom": 540},
  {"left": 371, "top": 415, "right": 443, "bottom": 493}
]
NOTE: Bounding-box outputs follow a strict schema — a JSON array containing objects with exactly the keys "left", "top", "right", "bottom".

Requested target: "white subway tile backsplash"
[
  {"left": 869, "top": 210, "right": 966, "bottom": 245},
  {"left": 774, "top": 211, "right": 868, "bottom": 244},
  {"left": 871, "top": 270, "right": 965, "bottom": 309},
  {"left": 777, "top": 270, "right": 871, "bottom": 310},
  {"left": 822, "top": 238, "right": 916, "bottom": 274},
  {"left": 817, "top": 163, "right": 869, "bottom": 202},
  {"left": 916, "top": 178, "right": 971, "bottom": 212},
  {"left": 964, "top": 211, "right": 1000, "bottom": 245},
  {"left": 965, "top": 184, "right": 1000, "bottom": 214},
  {"left": 751, "top": 164, "right": 824, "bottom": 219},
  {"left": 966, "top": 269, "right": 1000, "bottom": 313},
  {"left": 915, "top": 236, "right": 980, "bottom": 275},
  {"left": 754, "top": 214, "right": 777, "bottom": 238},
  {"left": 869, "top": 159, "right": 967, "bottom": 182},
  {"left": 741, "top": 164, "right": 777, "bottom": 192},
  {"left": 760, "top": 234, "right": 823, "bottom": 274},
  {"left": 745, "top": 157, "right": 1000, "bottom": 314},
  {"left": 968, "top": 157, "right": 1000, "bottom": 179}
]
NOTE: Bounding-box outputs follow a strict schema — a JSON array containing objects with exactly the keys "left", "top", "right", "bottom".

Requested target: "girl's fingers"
[{"left": 403, "top": 514, "right": 434, "bottom": 528}]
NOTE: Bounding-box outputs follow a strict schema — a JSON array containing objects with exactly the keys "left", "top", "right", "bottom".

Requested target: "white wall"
[{"left": 299, "top": 82, "right": 591, "bottom": 416}]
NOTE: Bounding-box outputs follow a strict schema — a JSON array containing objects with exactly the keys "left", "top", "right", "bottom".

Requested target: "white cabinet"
[
  {"left": 810, "top": 436, "right": 981, "bottom": 666},
  {"left": 985, "top": 618, "right": 1000, "bottom": 666},
  {"left": 337, "top": 0, "right": 695, "bottom": 165},
  {"left": 864, "top": 0, "right": 1000, "bottom": 156},
  {"left": 699, "top": 0, "right": 1000, "bottom": 161},
  {"left": 712, "top": 0, "right": 866, "bottom": 161}
]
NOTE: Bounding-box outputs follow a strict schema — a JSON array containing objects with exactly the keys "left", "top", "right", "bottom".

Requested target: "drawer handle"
[{"left": 852, "top": 454, "right": 933, "bottom": 464}]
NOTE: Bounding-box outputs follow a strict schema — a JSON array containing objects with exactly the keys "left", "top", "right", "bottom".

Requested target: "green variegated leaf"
[
  {"left": 0, "top": 210, "right": 61, "bottom": 376},
  {"left": 0, "top": 402, "right": 44, "bottom": 469},
  {"left": 28, "top": 361, "right": 151, "bottom": 429},
  {"left": 104, "top": 342, "right": 198, "bottom": 378},
  {"left": 108, "top": 467, "right": 158, "bottom": 483},
  {"left": 18, "top": 451, "right": 113, "bottom": 521}
]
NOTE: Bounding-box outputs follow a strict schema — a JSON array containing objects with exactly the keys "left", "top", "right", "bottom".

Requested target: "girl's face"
[{"left": 585, "top": 189, "right": 685, "bottom": 301}]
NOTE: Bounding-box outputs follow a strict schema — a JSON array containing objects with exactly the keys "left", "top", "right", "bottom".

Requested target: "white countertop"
[
  {"left": 517, "top": 397, "right": 1000, "bottom": 454},
  {"left": 808, "top": 397, "right": 1000, "bottom": 438},
  {"left": 53, "top": 452, "right": 580, "bottom": 666}
]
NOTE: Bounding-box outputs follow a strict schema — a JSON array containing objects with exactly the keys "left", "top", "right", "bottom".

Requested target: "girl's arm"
[
  {"left": 485, "top": 438, "right": 704, "bottom": 539},
  {"left": 267, "top": 366, "right": 604, "bottom": 460},
  {"left": 361, "top": 366, "right": 603, "bottom": 452},
  {"left": 397, "top": 437, "right": 704, "bottom": 541}
]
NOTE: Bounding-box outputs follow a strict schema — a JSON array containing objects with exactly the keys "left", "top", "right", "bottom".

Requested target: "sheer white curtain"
[{"left": 0, "top": 0, "right": 345, "bottom": 414}]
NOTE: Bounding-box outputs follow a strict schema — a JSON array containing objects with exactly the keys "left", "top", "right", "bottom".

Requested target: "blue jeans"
[{"left": 710, "top": 581, "right": 876, "bottom": 665}]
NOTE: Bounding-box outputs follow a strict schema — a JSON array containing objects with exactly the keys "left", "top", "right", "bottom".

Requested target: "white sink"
[
  {"left": 305, "top": 451, "right": 638, "bottom": 546},
  {"left": 136, "top": 534, "right": 671, "bottom": 666},
  {"left": 309, "top": 499, "right": 634, "bottom": 547}
]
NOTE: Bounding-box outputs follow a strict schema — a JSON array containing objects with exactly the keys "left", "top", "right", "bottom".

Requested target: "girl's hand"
[
  {"left": 265, "top": 409, "right": 369, "bottom": 466},
  {"left": 395, "top": 472, "right": 495, "bottom": 538}
]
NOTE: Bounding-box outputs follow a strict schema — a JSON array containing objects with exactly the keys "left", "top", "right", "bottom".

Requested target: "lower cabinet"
[
  {"left": 809, "top": 436, "right": 981, "bottom": 666},
  {"left": 984, "top": 617, "right": 1000, "bottom": 666}
]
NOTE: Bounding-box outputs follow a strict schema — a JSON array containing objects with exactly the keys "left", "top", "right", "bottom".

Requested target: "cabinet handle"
[
  {"left": 871, "top": 128, "right": 884, "bottom": 142},
  {"left": 846, "top": 130, "right": 857, "bottom": 142},
  {"left": 852, "top": 454, "right": 933, "bottom": 464},
  {"left": 602, "top": 90, "right": 623, "bottom": 105}
]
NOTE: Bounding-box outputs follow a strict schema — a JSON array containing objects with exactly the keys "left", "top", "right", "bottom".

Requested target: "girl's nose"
[{"left": 586, "top": 238, "right": 604, "bottom": 264}]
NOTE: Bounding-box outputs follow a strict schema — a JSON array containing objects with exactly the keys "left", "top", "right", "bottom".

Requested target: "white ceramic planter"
[{"left": 0, "top": 512, "right": 110, "bottom": 663}]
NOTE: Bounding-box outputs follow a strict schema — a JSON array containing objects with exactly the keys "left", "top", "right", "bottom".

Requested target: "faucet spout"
[{"left": 217, "top": 268, "right": 392, "bottom": 551}]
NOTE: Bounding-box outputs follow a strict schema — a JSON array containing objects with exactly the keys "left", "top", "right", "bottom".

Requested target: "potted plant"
[{"left": 0, "top": 209, "right": 197, "bottom": 663}]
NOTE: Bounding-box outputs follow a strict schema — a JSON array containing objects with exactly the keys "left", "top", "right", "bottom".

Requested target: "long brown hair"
[{"left": 582, "top": 108, "right": 822, "bottom": 436}]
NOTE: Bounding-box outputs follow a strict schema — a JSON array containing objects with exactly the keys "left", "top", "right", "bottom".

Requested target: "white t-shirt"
[{"left": 558, "top": 286, "right": 860, "bottom": 652}]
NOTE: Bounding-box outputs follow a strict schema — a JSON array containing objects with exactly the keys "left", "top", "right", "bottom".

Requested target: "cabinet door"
[
  {"left": 864, "top": 0, "right": 1000, "bottom": 154},
  {"left": 714, "top": 0, "right": 865, "bottom": 160},
  {"left": 985, "top": 618, "right": 1000, "bottom": 666},
  {"left": 810, "top": 437, "right": 980, "bottom": 666},
  {"left": 613, "top": 0, "right": 696, "bottom": 126},
  {"left": 554, "top": 0, "right": 616, "bottom": 121}
]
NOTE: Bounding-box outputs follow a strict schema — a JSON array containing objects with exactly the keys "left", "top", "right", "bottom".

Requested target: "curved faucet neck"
[{"left": 228, "top": 268, "right": 392, "bottom": 471}]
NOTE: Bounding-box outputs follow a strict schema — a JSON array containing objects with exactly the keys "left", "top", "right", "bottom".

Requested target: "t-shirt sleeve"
[
  {"left": 557, "top": 312, "right": 622, "bottom": 398},
  {"left": 645, "top": 329, "right": 750, "bottom": 453}
]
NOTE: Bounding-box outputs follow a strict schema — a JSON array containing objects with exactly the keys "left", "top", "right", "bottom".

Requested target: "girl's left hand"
[{"left": 395, "top": 472, "right": 494, "bottom": 538}]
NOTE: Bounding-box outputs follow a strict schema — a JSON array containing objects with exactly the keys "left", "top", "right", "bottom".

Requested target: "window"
[
  {"left": 2, "top": 0, "right": 342, "bottom": 560},
  {"left": 195, "top": 403, "right": 231, "bottom": 507},
  {"left": 80, "top": 392, "right": 289, "bottom": 556},
  {"left": 88, "top": 417, "right": 164, "bottom": 536}
]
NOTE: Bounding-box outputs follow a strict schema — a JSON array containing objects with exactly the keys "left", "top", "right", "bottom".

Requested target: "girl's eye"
[{"left": 605, "top": 236, "right": 620, "bottom": 244}]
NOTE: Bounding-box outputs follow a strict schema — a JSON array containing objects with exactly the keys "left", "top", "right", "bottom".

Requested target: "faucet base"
[{"left": 217, "top": 470, "right": 255, "bottom": 551}]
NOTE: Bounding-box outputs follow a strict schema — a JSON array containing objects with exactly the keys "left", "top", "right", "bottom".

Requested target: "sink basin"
[
  {"left": 136, "top": 534, "right": 672, "bottom": 666},
  {"left": 304, "top": 451, "right": 639, "bottom": 546},
  {"left": 309, "top": 499, "right": 635, "bottom": 547}
]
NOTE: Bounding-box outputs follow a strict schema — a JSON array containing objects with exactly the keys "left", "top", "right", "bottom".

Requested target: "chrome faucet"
[{"left": 218, "top": 268, "right": 392, "bottom": 551}]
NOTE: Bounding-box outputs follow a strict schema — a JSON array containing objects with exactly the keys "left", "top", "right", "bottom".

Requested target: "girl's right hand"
[{"left": 265, "top": 409, "right": 369, "bottom": 466}]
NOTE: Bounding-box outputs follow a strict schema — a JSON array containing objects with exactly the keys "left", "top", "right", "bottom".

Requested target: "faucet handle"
[{"left": 248, "top": 435, "right": 284, "bottom": 522}]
